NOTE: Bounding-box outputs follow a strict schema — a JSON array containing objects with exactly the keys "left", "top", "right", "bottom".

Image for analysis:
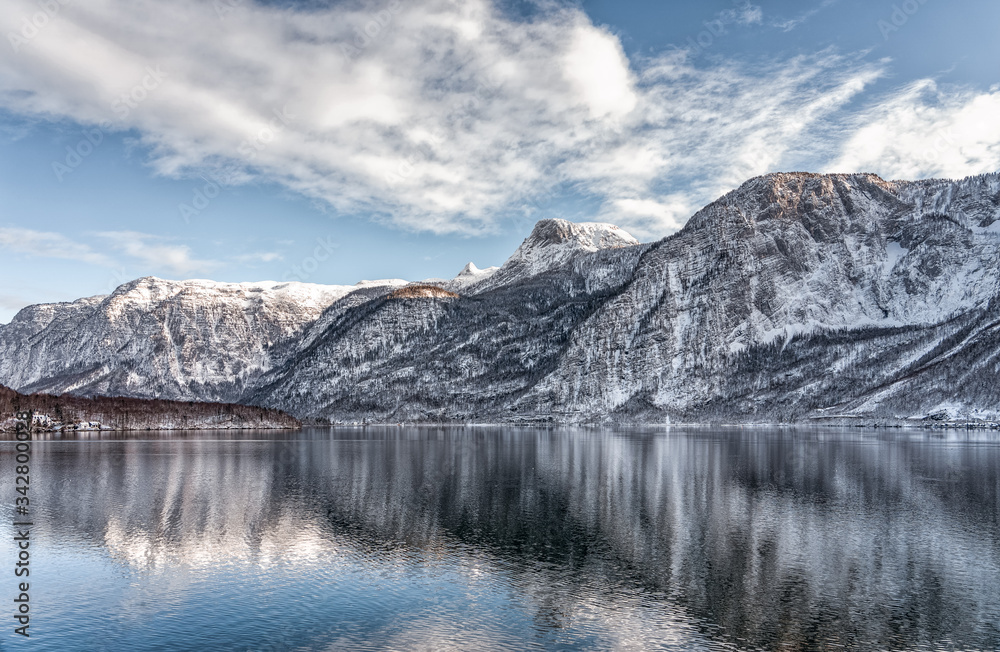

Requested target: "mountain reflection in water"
[{"left": 4, "top": 427, "right": 999, "bottom": 651}]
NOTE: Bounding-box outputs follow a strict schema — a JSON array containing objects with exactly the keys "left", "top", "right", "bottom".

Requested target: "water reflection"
[{"left": 4, "top": 428, "right": 1000, "bottom": 650}]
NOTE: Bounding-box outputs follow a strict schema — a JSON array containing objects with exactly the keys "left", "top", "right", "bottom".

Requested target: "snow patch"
[
  {"left": 503, "top": 219, "right": 640, "bottom": 278},
  {"left": 882, "top": 241, "right": 908, "bottom": 274}
]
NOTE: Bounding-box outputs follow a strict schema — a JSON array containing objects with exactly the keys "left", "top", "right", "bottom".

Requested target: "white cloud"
[
  {"left": 97, "top": 231, "right": 220, "bottom": 276},
  {"left": 0, "top": 226, "right": 221, "bottom": 277},
  {"left": 0, "top": 0, "right": 995, "bottom": 240},
  {"left": 722, "top": 2, "right": 764, "bottom": 26},
  {"left": 827, "top": 80, "right": 1000, "bottom": 180},
  {"left": 0, "top": 294, "right": 23, "bottom": 309},
  {"left": 772, "top": 0, "right": 837, "bottom": 32},
  {"left": 234, "top": 251, "right": 284, "bottom": 264},
  {"left": 580, "top": 51, "right": 887, "bottom": 231},
  {"left": 561, "top": 25, "right": 636, "bottom": 119},
  {"left": 0, "top": 226, "right": 112, "bottom": 265},
  {"left": 610, "top": 197, "right": 690, "bottom": 233}
]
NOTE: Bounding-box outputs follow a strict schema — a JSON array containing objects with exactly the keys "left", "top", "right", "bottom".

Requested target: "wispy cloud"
[
  {"left": 0, "top": 293, "right": 35, "bottom": 312},
  {"left": 0, "top": 0, "right": 996, "bottom": 239},
  {"left": 97, "top": 231, "right": 220, "bottom": 276},
  {"left": 0, "top": 226, "right": 112, "bottom": 265},
  {"left": 828, "top": 80, "right": 1000, "bottom": 180},
  {"left": 720, "top": 1, "right": 764, "bottom": 26},
  {"left": 0, "top": 226, "right": 223, "bottom": 278},
  {"left": 576, "top": 51, "right": 886, "bottom": 233},
  {"left": 233, "top": 251, "right": 284, "bottom": 264},
  {"left": 772, "top": 0, "right": 838, "bottom": 32}
]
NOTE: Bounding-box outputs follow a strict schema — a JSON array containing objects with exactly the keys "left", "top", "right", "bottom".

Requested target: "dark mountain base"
[{"left": 0, "top": 385, "right": 299, "bottom": 432}]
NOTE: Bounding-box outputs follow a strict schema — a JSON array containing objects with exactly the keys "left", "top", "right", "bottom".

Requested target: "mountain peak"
[
  {"left": 436, "top": 218, "right": 639, "bottom": 293},
  {"left": 685, "top": 171, "right": 905, "bottom": 234},
  {"left": 495, "top": 219, "right": 639, "bottom": 281},
  {"left": 454, "top": 261, "right": 500, "bottom": 281},
  {"left": 525, "top": 218, "right": 639, "bottom": 251}
]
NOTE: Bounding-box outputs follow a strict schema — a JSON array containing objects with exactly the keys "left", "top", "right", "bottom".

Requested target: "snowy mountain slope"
[
  {"left": 289, "top": 279, "right": 409, "bottom": 353},
  {"left": 0, "top": 294, "right": 107, "bottom": 353},
  {"left": 2, "top": 172, "right": 998, "bottom": 424},
  {"left": 667, "top": 300, "right": 1000, "bottom": 423},
  {"left": 418, "top": 220, "right": 635, "bottom": 297},
  {"left": 246, "top": 228, "right": 652, "bottom": 422},
  {"left": 835, "top": 297, "right": 1000, "bottom": 421},
  {"left": 0, "top": 277, "right": 356, "bottom": 401},
  {"left": 0, "top": 223, "right": 642, "bottom": 409},
  {"left": 514, "top": 172, "right": 1000, "bottom": 421}
]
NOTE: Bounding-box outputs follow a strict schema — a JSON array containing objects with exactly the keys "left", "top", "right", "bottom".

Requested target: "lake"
[{"left": 1, "top": 427, "right": 999, "bottom": 651}]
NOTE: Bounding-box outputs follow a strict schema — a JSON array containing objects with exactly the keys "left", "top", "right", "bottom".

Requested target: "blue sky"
[{"left": 1, "top": 0, "right": 998, "bottom": 322}]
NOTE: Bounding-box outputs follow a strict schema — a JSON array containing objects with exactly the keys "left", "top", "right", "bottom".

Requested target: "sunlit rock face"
[{"left": 2, "top": 172, "right": 999, "bottom": 423}]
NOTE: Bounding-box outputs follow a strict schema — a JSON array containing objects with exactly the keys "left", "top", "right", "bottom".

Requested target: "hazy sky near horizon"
[{"left": 1, "top": 0, "right": 998, "bottom": 322}]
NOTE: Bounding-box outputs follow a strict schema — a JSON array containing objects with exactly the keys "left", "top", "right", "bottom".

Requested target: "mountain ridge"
[{"left": 2, "top": 171, "right": 998, "bottom": 424}]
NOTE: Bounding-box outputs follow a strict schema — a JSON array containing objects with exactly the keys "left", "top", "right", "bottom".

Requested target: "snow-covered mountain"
[
  {"left": 459, "top": 218, "right": 641, "bottom": 294},
  {"left": 0, "top": 277, "right": 360, "bottom": 401},
  {"left": 2, "top": 173, "right": 998, "bottom": 424},
  {"left": 516, "top": 173, "right": 1000, "bottom": 423}
]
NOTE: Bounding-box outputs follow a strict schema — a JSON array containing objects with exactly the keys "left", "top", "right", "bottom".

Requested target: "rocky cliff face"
[
  {"left": 2, "top": 174, "right": 998, "bottom": 424},
  {"left": 513, "top": 173, "right": 1000, "bottom": 422}
]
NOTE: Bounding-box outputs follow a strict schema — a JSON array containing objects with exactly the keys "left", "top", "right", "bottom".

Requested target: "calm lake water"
[{"left": 1, "top": 427, "right": 999, "bottom": 651}]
